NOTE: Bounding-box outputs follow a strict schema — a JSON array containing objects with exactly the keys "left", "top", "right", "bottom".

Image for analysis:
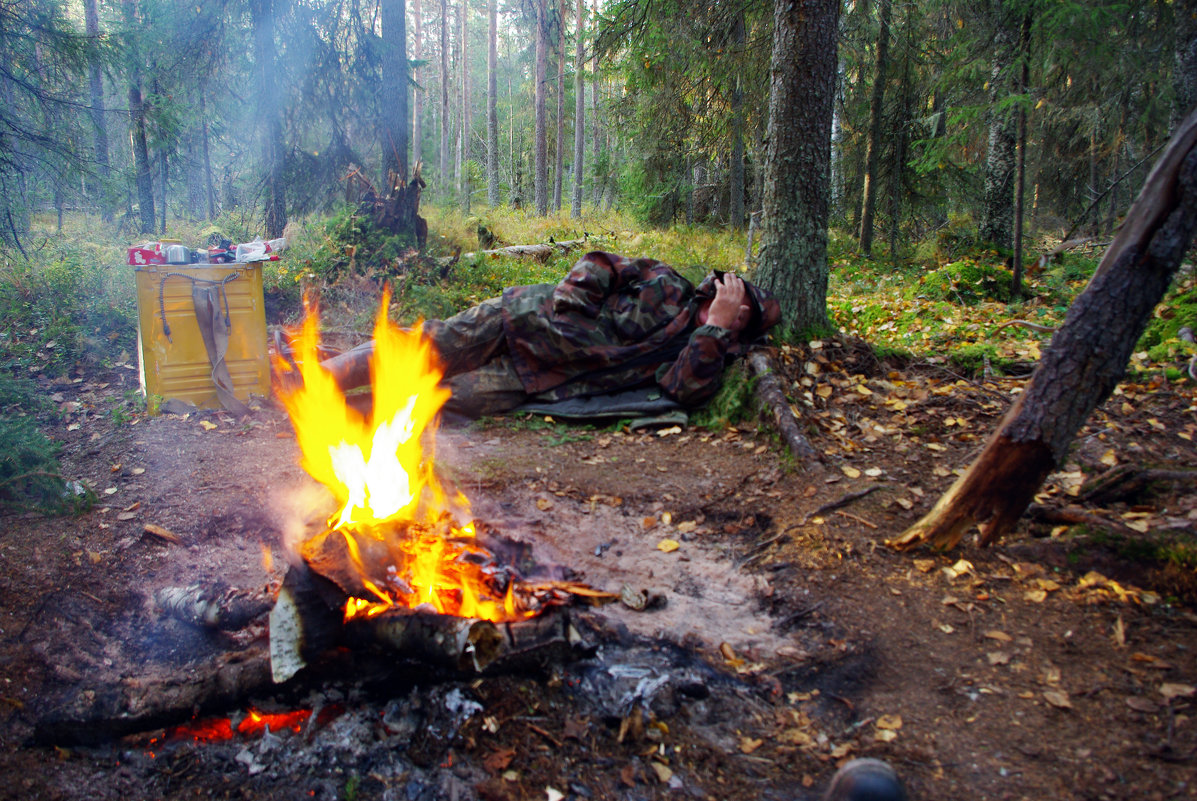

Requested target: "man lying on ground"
[{"left": 318, "top": 250, "right": 782, "bottom": 419}]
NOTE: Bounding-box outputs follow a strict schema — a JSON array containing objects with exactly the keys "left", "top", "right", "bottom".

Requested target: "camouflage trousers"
[{"left": 423, "top": 298, "right": 529, "bottom": 418}]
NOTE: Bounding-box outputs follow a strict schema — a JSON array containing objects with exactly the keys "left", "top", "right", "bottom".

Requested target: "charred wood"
[{"left": 155, "top": 583, "right": 272, "bottom": 631}]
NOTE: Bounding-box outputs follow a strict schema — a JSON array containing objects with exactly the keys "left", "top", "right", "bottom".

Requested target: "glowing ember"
[{"left": 276, "top": 292, "right": 535, "bottom": 624}]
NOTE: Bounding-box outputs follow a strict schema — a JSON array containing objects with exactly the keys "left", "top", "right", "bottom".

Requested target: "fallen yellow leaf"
[
  {"left": 657, "top": 539, "right": 680, "bottom": 553},
  {"left": 199, "top": 420, "right": 217, "bottom": 431}
]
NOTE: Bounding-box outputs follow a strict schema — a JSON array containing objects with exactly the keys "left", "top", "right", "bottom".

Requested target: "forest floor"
[{"left": 0, "top": 337, "right": 1195, "bottom": 801}]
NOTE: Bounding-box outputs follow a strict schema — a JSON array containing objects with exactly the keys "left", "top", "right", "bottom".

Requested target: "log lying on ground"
[
  {"left": 888, "top": 109, "right": 1197, "bottom": 551},
  {"left": 436, "top": 238, "right": 590, "bottom": 268},
  {"left": 33, "top": 643, "right": 273, "bottom": 746},
  {"left": 747, "top": 349, "right": 819, "bottom": 464},
  {"left": 155, "top": 583, "right": 272, "bottom": 631}
]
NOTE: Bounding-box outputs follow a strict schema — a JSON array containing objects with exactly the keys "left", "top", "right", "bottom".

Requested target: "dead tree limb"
[
  {"left": 436, "top": 238, "right": 590, "bottom": 268},
  {"left": 155, "top": 583, "right": 272, "bottom": 631},
  {"left": 1080, "top": 466, "right": 1197, "bottom": 504},
  {"left": 888, "top": 109, "right": 1197, "bottom": 552},
  {"left": 746, "top": 349, "right": 819, "bottom": 464}
]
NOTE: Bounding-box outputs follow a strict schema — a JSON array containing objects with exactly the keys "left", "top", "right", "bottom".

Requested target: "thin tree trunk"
[
  {"left": 1011, "top": 13, "right": 1031, "bottom": 300},
  {"left": 1173, "top": 0, "right": 1197, "bottom": 130},
  {"left": 534, "top": 0, "right": 549, "bottom": 215},
  {"left": 250, "top": 0, "right": 287, "bottom": 238},
  {"left": 201, "top": 91, "right": 216, "bottom": 220},
  {"left": 460, "top": 0, "right": 470, "bottom": 209},
  {"left": 85, "top": 0, "right": 111, "bottom": 221},
  {"left": 591, "top": 28, "right": 601, "bottom": 207},
  {"left": 889, "top": 112, "right": 1197, "bottom": 551},
  {"left": 123, "top": 0, "right": 155, "bottom": 235},
  {"left": 554, "top": 0, "right": 565, "bottom": 212},
  {"left": 887, "top": 47, "right": 910, "bottom": 261},
  {"left": 382, "top": 0, "right": 410, "bottom": 183},
  {"left": 439, "top": 0, "right": 450, "bottom": 184},
  {"left": 413, "top": 0, "right": 424, "bottom": 169},
  {"left": 979, "top": 1, "right": 1017, "bottom": 248},
  {"left": 756, "top": 0, "right": 840, "bottom": 332},
  {"left": 728, "top": 12, "right": 746, "bottom": 229},
  {"left": 487, "top": 0, "right": 499, "bottom": 206},
  {"left": 570, "top": 0, "right": 584, "bottom": 218},
  {"left": 857, "top": 0, "right": 891, "bottom": 258}
]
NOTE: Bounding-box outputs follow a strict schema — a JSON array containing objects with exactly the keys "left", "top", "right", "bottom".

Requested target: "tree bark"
[
  {"left": 857, "top": 0, "right": 891, "bottom": 258},
  {"left": 554, "top": 0, "right": 565, "bottom": 212},
  {"left": 439, "top": 0, "right": 450, "bottom": 183},
  {"left": 979, "top": 1, "right": 1017, "bottom": 249},
  {"left": 487, "top": 0, "right": 500, "bottom": 206},
  {"left": 591, "top": 0, "right": 602, "bottom": 209},
  {"left": 570, "top": 0, "right": 585, "bottom": 218},
  {"left": 122, "top": 0, "right": 154, "bottom": 235},
  {"left": 534, "top": 0, "right": 549, "bottom": 215},
  {"left": 728, "top": 12, "right": 746, "bottom": 229},
  {"left": 413, "top": 0, "right": 424, "bottom": 168},
  {"left": 250, "top": 0, "right": 288, "bottom": 238},
  {"left": 460, "top": 0, "right": 471, "bottom": 209},
  {"left": 889, "top": 111, "right": 1197, "bottom": 551},
  {"left": 1173, "top": 0, "right": 1197, "bottom": 129},
  {"left": 755, "top": 0, "right": 840, "bottom": 334},
  {"left": 1011, "top": 13, "right": 1031, "bottom": 299},
  {"left": 85, "top": 0, "right": 111, "bottom": 221},
  {"left": 381, "top": 0, "right": 410, "bottom": 184}
]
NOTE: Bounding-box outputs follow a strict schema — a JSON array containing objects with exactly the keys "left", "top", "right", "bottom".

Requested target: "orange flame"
[{"left": 276, "top": 291, "right": 533, "bottom": 624}]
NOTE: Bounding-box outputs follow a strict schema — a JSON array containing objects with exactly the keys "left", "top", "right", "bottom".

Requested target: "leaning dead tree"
[{"left": 889, "top": 110, "right": 1197, "bottom": 551}]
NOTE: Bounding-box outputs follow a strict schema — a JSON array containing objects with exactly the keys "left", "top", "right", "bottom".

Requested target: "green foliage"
[
  {"left": 691, "top": 362, "right": 757, "bottom": 429},
  {"left": 919, "top": 257, "right": 1013, "bottom": 305},
  {"left": 0, "top": 238, "right": 137, "bottom": 377},
  {"left": 0, "top": 414, "right": 93, "bottom": 516}
]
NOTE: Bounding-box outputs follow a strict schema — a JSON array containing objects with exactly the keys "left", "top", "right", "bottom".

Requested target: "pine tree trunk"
[
  {"left": 439, "top": 0, "right": 450, "bottom": 184},
  {"left": 381, "top": 0, "right": 410, "bottom": 184},
  {"left": 413, "top": 0, "right": 424, "bottom": 168},
  {"left": 857, "top": 0, "right": 891, "bottom": 258},
  {"left": 487, "top": 0, "right": 499, "bottom": 206},
  {"left": 1011, "top": 13, "right": 1031, "bottom": 299},
  {"left": 570, "top": 0, "right": 585, "bottom": 218},
  {"left": 755, "top": 0, "right": 840, "bottom": 333},
  {"left": 534, "top": 0, "right": 549, "bottom": 215},
  {"left": 201, "top": 92, "right": 216, "bottom": 220},
  {"left": 250, "top": 0, "right": 287, "bottom": 238},
  {"left": 122, "top": 0, "right": 155, "bottom": 235},
  {"left": 890, "top": 112, "right": 1197, "bottom": 551},
  {"left": 591, "top": 35, "right": 602, "bottom": 207},
  {"left": 979, "top": 3, "right": 1017, "bottom": 249},
  {"left": 728, "top": 12, "right": 746, "bottom": 229},
  {"left": 554, "top": 0, "right": 565, "bottom": 212},
  {"left": 85, "top": 0, "right": 111, "bottom": 221},
  {"left": 460, "top": 0, "right": 470, "bottom": 210},
  {"left": 1173, "top": 0, "right": 1197, "bottom": 129}
]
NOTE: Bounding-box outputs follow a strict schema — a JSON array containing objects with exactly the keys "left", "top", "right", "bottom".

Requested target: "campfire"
[{"left": 270, "top": 293, "right": 609, "bottom": 681}]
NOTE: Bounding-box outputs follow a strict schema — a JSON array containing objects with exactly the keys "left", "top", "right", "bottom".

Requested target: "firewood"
[
  {"left": 32, "top": 643, "right": 273, "bottom": 746},
  {"left": 154, "top": 583, "right": 272, "bottom": 631},
  {"left": 746, "top": 349, "right": 819, "bottom": 464}
]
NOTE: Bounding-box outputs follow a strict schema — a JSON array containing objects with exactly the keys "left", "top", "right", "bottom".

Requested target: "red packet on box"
[{"left": 127, "top": 242, "right": 164, "bottom": 265}]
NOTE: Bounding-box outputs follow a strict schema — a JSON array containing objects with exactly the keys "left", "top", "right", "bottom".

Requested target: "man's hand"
[{"left": 703, "top": 273, "right": 752, "bottom": 333}]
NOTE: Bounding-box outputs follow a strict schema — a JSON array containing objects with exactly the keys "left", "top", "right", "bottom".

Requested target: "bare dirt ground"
[{"left": 1, "top": 340, "right": 1195, "bottom": 801}]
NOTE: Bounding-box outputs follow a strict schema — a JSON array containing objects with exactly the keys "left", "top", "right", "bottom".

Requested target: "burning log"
[{"left": 33, "top": 643, "right": 274, "bottom": 747}]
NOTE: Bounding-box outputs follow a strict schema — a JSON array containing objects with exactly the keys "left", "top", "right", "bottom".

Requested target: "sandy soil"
[{"left": 1, "top": 342, "right": 1195, "bottom": 801}]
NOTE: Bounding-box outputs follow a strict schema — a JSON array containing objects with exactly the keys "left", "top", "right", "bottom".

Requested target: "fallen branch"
[
  {"left": 1180, "top": 326, "right": 1197, "bottom": 379},
  {"left": 746, "top": 350, "right": 819, "bottom": 464},
  {"left": 1025, "top": 503, "right": 1143, "bottom": 537},
  {"left": 992, "top": 320, "right": 1057, "bottom": 335},
  {"left": 437, "top": 238, "right": 590, "bottom": 267},
  {"left": 1080, "top": 465, "right": 1197, "bottom": 504},
  {"left": 795, "top": 484, "right": 885, "bottom": 527}
]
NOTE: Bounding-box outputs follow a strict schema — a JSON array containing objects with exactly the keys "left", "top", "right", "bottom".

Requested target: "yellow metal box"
[{"left": 132, "top": 262, "right": 271, "bottom": 410}]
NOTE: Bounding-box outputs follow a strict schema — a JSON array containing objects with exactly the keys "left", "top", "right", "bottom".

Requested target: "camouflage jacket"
[{"left": 500, "top": 251, "right": 773, "bottom": 406}]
